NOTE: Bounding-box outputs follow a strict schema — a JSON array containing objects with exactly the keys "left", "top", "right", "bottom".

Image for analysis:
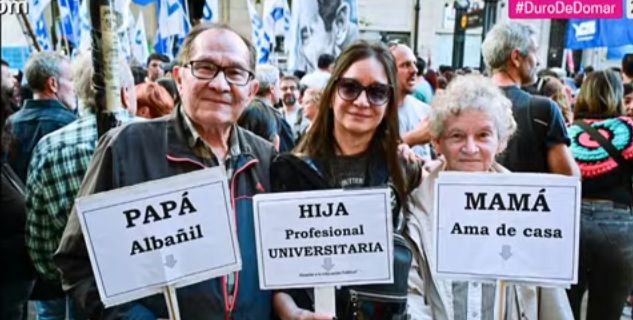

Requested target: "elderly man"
[
  {"left": 482, "top": 22, "right": 579, "bottom": 176},
  {"left": 25, "top": 52, "right": 136, "bottom": 320},
  {"left": 5, "top": 52, "right": 77, "bottom": 182},
  {"left": 54, "top": 24, "right": 275, "bottom": 319},
  {"left": 389, "top": 43, "right": 433, "bottom": 160},
  {"left": 238, "top": 64, "right": 295, "bottom": 152}
]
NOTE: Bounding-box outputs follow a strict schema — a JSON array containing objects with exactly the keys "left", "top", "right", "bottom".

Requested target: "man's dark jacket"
[
  {"left": 54, "top": 107, "right": 276, "bottom": 320},
  {"left": 5, "top": 99, "right": 77, "bottom": 182}
]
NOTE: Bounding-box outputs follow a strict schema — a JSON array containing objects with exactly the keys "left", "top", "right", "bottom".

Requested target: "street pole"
[
  {"left": 452, "top": 0, "right": 469, "bottom": 69},
  {"left": 88, "top": 0, "right": 123, "bottom": 138},
  {"left": 413, "top": 0, "right": 420, "bottom": 56},
  {"left": 480, "top": 0, "right": 499, "bottom": 72}
]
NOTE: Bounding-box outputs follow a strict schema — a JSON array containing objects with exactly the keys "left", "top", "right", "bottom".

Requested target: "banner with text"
[
  {"left": 76, "top": 167, "right": 242, "bottom": 307},
  {"left": 253, "top": 188, "right": 393, "bottom": 289},
  {"left": 434, "top": 172, "right": 580, "bottom": 285}
]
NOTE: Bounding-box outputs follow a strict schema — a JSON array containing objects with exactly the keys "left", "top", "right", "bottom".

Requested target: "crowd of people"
[{"left": 2, "top": 20, "right": 633, "bottom": 320}]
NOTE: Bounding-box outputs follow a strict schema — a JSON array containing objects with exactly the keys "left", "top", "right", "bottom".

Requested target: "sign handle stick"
[
  {"left": 314, "top": 286, "right": 336, "bottom": 315},
  {"left": 496, "top": 279, "right": 507, "bottom": 320},
  {"left": 163, "top": 286, "right": 181, "bottom": 320}
]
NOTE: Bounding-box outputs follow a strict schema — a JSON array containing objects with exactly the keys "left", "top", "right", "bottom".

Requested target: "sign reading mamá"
[
  {"left": 76, "top": 167, "right": 242, "bottom": 307},
  {"left": 253, "top": 189, "right": 394, "bottom": 289},
  {"left": 434, "top": 172, "right": 580, "bottom": 285}
]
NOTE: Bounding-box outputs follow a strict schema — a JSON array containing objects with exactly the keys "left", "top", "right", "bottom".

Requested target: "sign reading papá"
[
  {"left": 433, "top": 172, "right": 580, "bottom": 285},
  {"left": 253, "top": 189, "right": 394, "bottom": 289},
  {"left": 76, "top": 167, "right": 241, "bottom": 307}
]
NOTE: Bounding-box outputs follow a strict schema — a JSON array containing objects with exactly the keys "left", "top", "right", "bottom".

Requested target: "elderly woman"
[
  {"left": 566, "top": 70, "right": 633, "bottom": 320},
  {"left": 271, "top": 41, "right": 421, "bottom": 320},
  {"left": 406, "top": 74, "right": 573, "bottom": 320}
]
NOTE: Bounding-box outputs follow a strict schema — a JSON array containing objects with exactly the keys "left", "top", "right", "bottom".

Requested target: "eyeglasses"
[
  {"left": 184, "top": 60, "right": 254, "bottom": 86},
  {"left": 336, "top": 78, "right": 392, "bottom": 106}
]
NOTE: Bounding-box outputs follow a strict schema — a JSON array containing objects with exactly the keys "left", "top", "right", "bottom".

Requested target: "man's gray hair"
[
  {"left": 430, "top": 74, "right": 517, "bottom": 146},
  {"left": 73, "top": 51, "right": 134, "bottom": 113},
  {"left": 255, "top": 64, "right": 279, "bottom": 97},
  {"left": 481, "top": 21, "right": 537, "bottom": 71},
  {"left": 24, "top": 51, "right": 69, "bottom": 92}
]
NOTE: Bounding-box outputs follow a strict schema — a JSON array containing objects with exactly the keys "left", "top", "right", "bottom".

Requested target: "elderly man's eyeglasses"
[
  {"left": 336, "top": 78, "right": 392, "bottom": 106},
  {"left": 184, "top": 61, "right": 254, "bottom": 86}
]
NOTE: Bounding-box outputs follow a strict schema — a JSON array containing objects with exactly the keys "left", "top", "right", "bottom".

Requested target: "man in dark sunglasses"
[{"left": 389, "top": 44, "right": 433, "bottom": 160}]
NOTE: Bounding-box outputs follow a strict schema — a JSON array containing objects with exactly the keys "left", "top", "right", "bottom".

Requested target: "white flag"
[
  {"left": 263, "top": 0, "right": 289, "bottom": 38},
  {"left": 157, "top": 0, "right": 187, "bottom": 37},
  {"left": 29, "top": 0, "right": 51, "bottom": 22},
  {"left": 246, "top": 0, "right": 271, "bottom": 64},
  {"left": 131, "top": 13, "right": 149, "bottom": 65},
  {"left": 29, "top": 0, "right": 52, "bottom": 51},
  {"left": 78, "top": 0, "right": 91, "bottom": 51},
  {"left": 200, "top": 0, "right": 219, "bottom": 24}
]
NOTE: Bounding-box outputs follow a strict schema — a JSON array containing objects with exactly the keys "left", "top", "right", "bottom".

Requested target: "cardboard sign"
[
  {"left": 433, "top": 172, "right": 581, "bottom": 285},
  {"left": 76, "top": 167, "right": 242, "bottom": 307},
  {"left": 253, "top": 188, "right": 394, "bottom": 289}
]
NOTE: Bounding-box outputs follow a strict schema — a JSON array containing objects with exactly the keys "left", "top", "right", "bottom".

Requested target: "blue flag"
[
  {"left": 58, "top": 0, "right": 80, "bottom": 44},
  {"left": 566, "top": 18, "right": 633, "bottom": 50}
]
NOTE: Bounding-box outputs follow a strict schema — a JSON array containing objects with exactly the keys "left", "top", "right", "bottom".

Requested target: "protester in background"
[
  {"left": 300, "top": 87, "right": 320, "bottom": 123},
  {"left": 482, "top": 21, "right": 579, "bottom": 176},
  {"left": 300, "top": 53, "right": 334, "bottom": 89},
  {"left": 4, "top": 51, "right": 77, "bottom": 183},
  {"left": 238, "top": 64, "right": 295, "bottom": 152},
  {"left": 135, "top": 82, "right": 174, "bottom": 118},
  {"left": 25, "top": 52, "right": 136, "bottom": 320},
  {"left": 131, "top": 65, "right": 147, "bottom": 85},
  {"left": 623, "top": 54, "right": 633, "bottom": 84},
  {"left": 157, "top": 77, "right": 181, "bottom": 106},
  {"left": 406, "top": 74, "right": 573, "bottom": 319},
  {"left": 536, "top": 76, "right": 573, "bottom": 125},
  {"left": 296, "top": 87, "right": 321, "bottom": 140},
  {"left": 1, "top": 59, "right": 16, "bottom": 101},
  {"left": 566, "top": 70, "right": 633, "bottom": 320},
  {"left": 624, "top": 83, "right": 633, "bottom": 117},
  {"left": 0, "top": 90, "right": 35, "bottom": 320},
  {"left": 272, "top": 40, "right": 420, "bottom": 320},
  {"left": 390, "top": 43, "right": 433, "bottom": 160},
  {"left": 412, "top": 56, "right": 433, "bottom": 104},
  {"left": 145, "top": 53, "right": 169, "bottom": 82},
  {"left": 54, "top": 24, "right": 275, "bottom": 320},
  {"left": 280, "top": 75, "right": 309, "bottom": 140}
]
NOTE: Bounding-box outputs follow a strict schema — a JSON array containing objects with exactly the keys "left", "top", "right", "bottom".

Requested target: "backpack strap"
[{"left": 573, "top": 119, "right": 633, "bottom": 174}]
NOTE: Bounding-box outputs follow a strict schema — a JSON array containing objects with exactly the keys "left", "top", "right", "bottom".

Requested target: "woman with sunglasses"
[
  {"left": 271, "top": 41, "right": 421, "bottom": 320},
  {"left": 566, "top": 70, "right": 633, "bottom": 320}
]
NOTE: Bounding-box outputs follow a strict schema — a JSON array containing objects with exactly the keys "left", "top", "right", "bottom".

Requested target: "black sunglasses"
[{"left": 336, "top": 78, "right": 392, "bottom": 107}]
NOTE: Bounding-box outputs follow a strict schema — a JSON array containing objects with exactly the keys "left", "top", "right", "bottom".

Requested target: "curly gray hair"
[
  {"left": 481, "top": 21, "right": 536, "bottom": 71},
  {"left": 430, "top": 74, "right": 517, "bottom": 146}
]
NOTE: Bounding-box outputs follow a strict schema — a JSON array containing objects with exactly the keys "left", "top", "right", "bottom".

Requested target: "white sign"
[
  {"left": 76, "top": 167, "right": 242, "bottom": 307},
  {"left": 253, "top": 188, "right": 394, "bottom": 289},
  {"left": 433, "top": 172, "right": 580, "bottom": 285}
]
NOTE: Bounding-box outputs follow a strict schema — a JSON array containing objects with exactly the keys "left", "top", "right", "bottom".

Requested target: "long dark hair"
[{"left": 295, "top": 40, "right": 408, "bottom": 203}]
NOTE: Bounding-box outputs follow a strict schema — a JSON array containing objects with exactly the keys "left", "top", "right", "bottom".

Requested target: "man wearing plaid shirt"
[{"left": 25, "top": 52, "right": 137, "bottom": 320}]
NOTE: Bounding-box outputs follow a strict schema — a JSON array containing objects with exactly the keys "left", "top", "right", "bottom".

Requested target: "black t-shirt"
[
  {"left": 497, "top": 85, "right": 570, "bottom": 173},
  {"left": 327, "top": 152, "right": 370, "bottom": 188}
]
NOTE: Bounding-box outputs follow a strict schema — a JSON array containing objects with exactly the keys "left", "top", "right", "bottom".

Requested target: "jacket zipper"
[{"left": 166, "top": 155, "right": 259, "bottom": 320}]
